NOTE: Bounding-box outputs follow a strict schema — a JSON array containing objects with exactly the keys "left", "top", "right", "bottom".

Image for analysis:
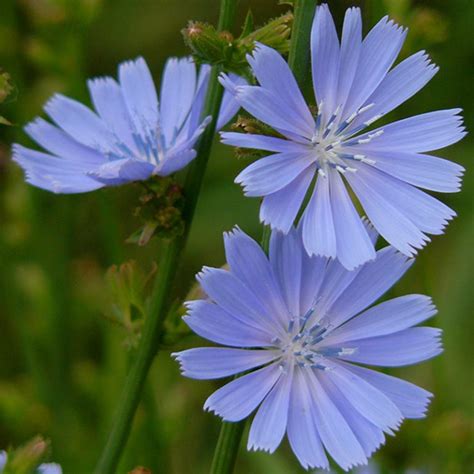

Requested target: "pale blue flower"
[
  {"left": 174, "top": 225, "right": 441, "bottom": 471},
  {"left": 221, "top": 4, "right": 465, "bottom": 269},
  {"left": 13, "top": 57, "right": 244, "bottom": 193}
]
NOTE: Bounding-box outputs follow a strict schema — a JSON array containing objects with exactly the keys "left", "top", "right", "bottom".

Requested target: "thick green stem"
[
  {"left": 208, "top": 1, "right": 317, "bottom": 472},
  {"left": 93, "top": 1, "right": 237, "bottom": 472}
]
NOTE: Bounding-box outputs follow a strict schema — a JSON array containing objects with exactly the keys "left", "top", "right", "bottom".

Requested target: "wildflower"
[
  {"left": 221, "top": 4, "right": 465, "bottom": 269},
  {"left": 174, "top": 226, "right": 442, "bottom": 471},
  {"left": 13, "top": 57, "right": 244, "bottom": 193}
]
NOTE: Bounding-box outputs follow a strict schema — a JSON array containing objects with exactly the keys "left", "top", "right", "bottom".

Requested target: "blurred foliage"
[{"left": 0, "top": 0, "right": 472, "bottom": 473}]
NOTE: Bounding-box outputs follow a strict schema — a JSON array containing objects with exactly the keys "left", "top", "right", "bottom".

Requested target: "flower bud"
[{"left": 182, "top": 21, "right": 230, "bottom": 65}]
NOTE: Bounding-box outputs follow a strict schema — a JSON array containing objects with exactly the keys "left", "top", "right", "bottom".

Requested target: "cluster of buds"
[
  {"left": 129, "top": 176, "right": 185, "bottom": 246},
  {"left": 182, "top": 11, "right": 293, "bottom": 76}
]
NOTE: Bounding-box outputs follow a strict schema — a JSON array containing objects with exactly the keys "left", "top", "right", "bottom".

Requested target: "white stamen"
[
  {"left": 358, "top": 103, "right": 375, "bottom": 114},
  {"left": 364, "top": 113, "right": 383, "bottom": 126}
]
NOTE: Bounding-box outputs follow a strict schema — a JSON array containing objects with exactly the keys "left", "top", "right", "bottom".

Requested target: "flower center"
[
  {"left": 274, "top": 307, "right": 357, "bottom": 371},
  {"left": 309, "top": 101, "right": 383, "bottom": 177}
]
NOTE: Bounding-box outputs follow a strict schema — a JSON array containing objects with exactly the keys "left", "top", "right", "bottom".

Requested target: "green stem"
[
  {"left": 93, "top": 1, "right": 237, "bottom": 472},
  {"left": 208, "top": 1, "right": 317, "bottom": 472},
  {"left": 210, "top": 421, "right": 246, "bottom": 474},
  {"left": 288, "top": 0, "right": 317, "bottom": 94}
]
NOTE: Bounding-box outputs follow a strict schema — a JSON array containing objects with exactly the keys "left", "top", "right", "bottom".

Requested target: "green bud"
[
  {"left": 4, "top": 436, "right": 49, "bottom": 474},
  {"left": 182, "top": 21, "right": 230, "bottom": 66},
  {"left": 242, "top": 11, "right": 293, "bottom": 55}
]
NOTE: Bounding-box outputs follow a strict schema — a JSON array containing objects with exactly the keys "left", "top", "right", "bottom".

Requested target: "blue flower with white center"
[
  {"left": 13, "top": 57, "right": 244, "bottom": 194},
  {"left": 220, "top": 4, "right": 466, "bottom": 270},
  {"left": 173, "top": 225, "right": 442, "bottom": 471}
]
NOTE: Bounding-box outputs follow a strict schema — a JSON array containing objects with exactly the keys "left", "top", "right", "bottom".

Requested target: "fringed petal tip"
[{"left": 218, "top": 73, "right": 239, "bottom": 95}]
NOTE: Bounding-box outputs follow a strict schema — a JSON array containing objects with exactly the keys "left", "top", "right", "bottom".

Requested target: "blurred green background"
[{"left": 0, "top": 0, "right": 472, "bottom": 472}]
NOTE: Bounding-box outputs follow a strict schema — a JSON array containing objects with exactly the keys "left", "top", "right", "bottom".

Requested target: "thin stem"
[
  {"left": 208, "top": 1, "right": 317, "bottom": 472},
  {"left": 210, "top": 421, "right": 246, "bottom": 474},
  {"left": 93, "top": 1, "right": 237, "bottom": 472}
]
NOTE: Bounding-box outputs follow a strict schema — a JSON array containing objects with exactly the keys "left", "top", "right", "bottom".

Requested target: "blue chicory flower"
[
  {"left": 13, "top": 57, "right": 244, "bottom": 193},
  {"left": 174, "top": 225, "right": 442, "bottom": 471},
  {"left": 220, "top": 4, "right": 465, "bottom": 270}
]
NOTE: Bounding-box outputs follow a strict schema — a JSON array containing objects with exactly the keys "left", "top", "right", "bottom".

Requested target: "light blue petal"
[
  {"left": 353, "top": 149, "right": 464, "bottom": 193},
  {"left": 355, "top": 109, "right": 465, "bottom": 153},
  {"left": 336, "top": 7, "right": 362, "bottom": 111},
  {"left": 324, "top": 361, "right": 403, "bottom": 433},
  {"left": 12, "top": 145, "right": 104, "bottom": 193},
  {"left": 220, "top": 132, "right": 307, "bottom": 153},
  {"left": 299, "top": 249, "right": 328, "bottom": 316},
  {"left": 319, "top": 372, "right": 385, "bottom": 457},
  {"left": 270, "top": 228, "right": 302, "bottom": 318},
  {"left": 87, "top": 76, "right": 138, "bottom": 154},
  {"left": 351, "top": 51, "right": 438, "bottom": 130},
  {"left": 197, "top": 267, "right": 282, "bottom": 336},
  {"left": 158, "top": 149, "right": 196, "bottom": 176},
  {"left": 327, "top": 294, "right": 437, "bottom": 344},
  {"left": 337, "top": 327, "right": 443, "bottom": 367},
  {"left": 204, "top": 363, "right": 282, "bottom": 421},
  {"left": 302, "top": 175, "right": 337, "bottom": 259},
  {"left": 305, "top": 367, "right": 368, "bottom": 471},
  {"left": 327, "top": 246, "right": 413, "bottom": 328},
  {"left": 233, "top": 85, "right": 314, "bottom": 139},
  {"left": 359, "top": 164, "right": 456, "bottom": 235},
  {"left": 260, "top": 167, "right": 314, "bottom": 233},
  {"left": 37, "top": 463, "right": 62, "bottom": 474},
  {"left": 44, "top": 94, "right": 115, "bottom": 151},
  {"left": 311, "top": 4, "right": 340, "bottom": 116},
  {"left": 287, "top": 366, "right": 329, "bottom": 470},
  {"left": 224, "top": 227, "right": 288, "bottom": 328},
  {"left": 173, "top": 347, "right": 279, "bottom": 380},
  {"left": 247, "top": 43, "right": 314, "bottom": 131},
  {"left": 159, "top": 57, "right": 196, "bottom": 146},
  {"left": 346, "top": 363, "right": 432, "bottom": 419},
  {"left": 119, "top": 57, "right": 159, "bottom": 139},
  {"left": 346, "top": 166, "right": 429, "bottom": 256},
  {"left": 235, "top": 151, "right": 314, "bottom": 197},
  {"left": 87, "top": 159, "right": 155, "bottom": 185},
  {"left": 25, "top": 118, "right": 106, "bottom": 167},
  {"left": 217, "top": 73, "right": 247, "bottom": 130},
  {"left": 342, "top": 16, "right": 406, "bottom": 120},
  {"left": 329, "top": 170, "right": 376, "bottom": 270},
  {"left": 247, "top": 364, "right": 293, "bottom": 453},
  {"left": 183, "top": 300, "right": 272, "bottom": 348},
  {"left": 169, "top": 115, "right": 210, "bottom": 157},
  {"left": 184, "top": 63, "right": 210, "bottom": 135},
  {"left": 313, "top": 258, "right": 362, "bottom": 322}
]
